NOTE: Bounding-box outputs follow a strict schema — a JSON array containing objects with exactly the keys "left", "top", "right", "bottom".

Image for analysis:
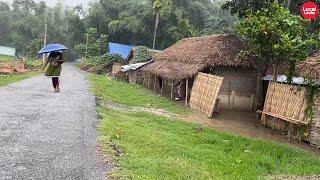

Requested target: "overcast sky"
[{"left": 0, "top": 0, "right": 94, "bottom": 8}]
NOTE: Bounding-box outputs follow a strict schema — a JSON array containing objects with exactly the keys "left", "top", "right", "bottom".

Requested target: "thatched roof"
[
  {"left": 296, "top": 51, "right": 320, "bottom": 80},
  {"left": 141, "top": 34, "right": 256, "bottom": 80}
]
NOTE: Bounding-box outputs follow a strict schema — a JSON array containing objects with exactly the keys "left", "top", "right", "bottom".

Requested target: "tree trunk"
[
  {"left": 273, "top": 61, "right": 279, "bottom": 83},
  {"left": 152, "top": 12, "right": 160, "bottom": 50},
  {"left": 255, "top": 58, "right": 267, "bottom": 111},
  {"left": 287, "top": 61, "right": 296, "bottom": 85}
]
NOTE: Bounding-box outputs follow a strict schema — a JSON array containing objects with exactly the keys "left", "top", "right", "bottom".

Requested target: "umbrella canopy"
[{"left": 38, "top": 44, "right": 68, "bottom": 54}]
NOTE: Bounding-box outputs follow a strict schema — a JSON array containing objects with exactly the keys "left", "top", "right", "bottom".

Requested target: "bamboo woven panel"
[
  {"left": 261, "top": 82, "right": 308, "bottom": 124},
  {"left": 189, "top": 73, "right": 224, "bottom": 117}
]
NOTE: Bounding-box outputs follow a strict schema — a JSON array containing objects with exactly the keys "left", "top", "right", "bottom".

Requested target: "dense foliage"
[
  {"left": 237, "top": 2, "right": 319, "bottom": 83},
  {"left": 0, "top": 0, "right": 238, "bottom": 59},
  {"left": 130, "top": 46, "right": 152, "bottom": 64},
  {"left": 0, "top": 1, "right": 85, "bottom": 59},
  {"left": 224, "top": 0, "right": 320, "bottom": 32},
  {"left": 75, "top": 28, "right": 109, "bottom": 58}
]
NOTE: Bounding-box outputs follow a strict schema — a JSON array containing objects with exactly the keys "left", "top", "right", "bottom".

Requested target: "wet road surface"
[{"left": 0, "top": 63, "right": 107, "bottom": 179}]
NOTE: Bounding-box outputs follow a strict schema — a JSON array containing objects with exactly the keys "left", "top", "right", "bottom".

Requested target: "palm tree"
[{"left": 149, "top": 0, "right": 172, "bottom": 49}]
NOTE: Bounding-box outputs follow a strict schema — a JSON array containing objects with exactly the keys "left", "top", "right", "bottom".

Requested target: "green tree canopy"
[{"left": 237, "top": 2, "right": 319, "bottom": 83}]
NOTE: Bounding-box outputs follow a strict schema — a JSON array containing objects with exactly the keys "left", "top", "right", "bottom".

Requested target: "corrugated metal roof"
[
  {"left": 0, "top": 46, "right": 16, "bottom": 56},
  {"left": 262, "top": 75, "right": 320, "bottom": 85},
  {"left": 109, "top": 42, "right": 134, "bottom": 59},
  {"left": 121, "top": 60, "right": 153, "bottom": 72}
]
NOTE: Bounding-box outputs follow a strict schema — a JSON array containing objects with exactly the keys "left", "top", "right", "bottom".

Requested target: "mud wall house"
[
  {"left": 108, "top": 42, "right": 134, "bottom": 75},
  {"left": 296, "top": 51, "right": 320, "bottom": 148},
  {"left": 141, "top": 34, "right": 257, "bottom": 112},
  {"left": 257, "top": 51, "right": 320, "bottom": 146}
]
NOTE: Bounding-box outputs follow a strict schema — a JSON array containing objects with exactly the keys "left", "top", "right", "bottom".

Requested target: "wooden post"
[
  {"left": 249, "top": 94, "right": 255, "bottom": 112},
  {"left": 142, "top": 73, "right": 145, "bottom": 86},
  {"left": 161, "top": 80, "right": 164, "bottom": 95},
  {"left": 288, "top": 123, "right": 293, "bottom": 143},
  {"left": 148, "top": 74, "right": 151, "bottom": 89},
  {"left": 185, "top": 79, "right": 189, "bottom": 106},
  {"left": 171, "top": 80, "right": 174, "bottom": 99},
  {"left": 154, "top": 75, "right": 157, "bottom": 91},
  {"left": 230, "top": 91, "right": 235, "bottom": 110},
  {"left": 228, "top": 81, "right": 231, "bottom": 110}
]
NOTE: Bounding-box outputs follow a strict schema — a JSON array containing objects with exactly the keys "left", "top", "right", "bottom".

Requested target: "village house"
[
  {"left": 296, "top": 51, "right": 320, "bottom": 148},
  {"left": 141, "top": 34, "right": 257, "bottom": 113},
  {"left": 108, "top": 42, "right": 134, "bottom": 75}
]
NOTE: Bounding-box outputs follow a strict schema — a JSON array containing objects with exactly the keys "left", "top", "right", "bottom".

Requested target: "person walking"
[{"left": 43, "top": 51, "right": 65, "bottom": 93}]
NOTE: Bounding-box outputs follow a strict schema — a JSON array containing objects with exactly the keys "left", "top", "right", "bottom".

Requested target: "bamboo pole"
[
  {"left": 161, "top": 80, "right": 164, "bottom": 95},
  {"left": 185, "top": 78, "right": 189, "bottom": 106},
  {"left": 142, "top": 73, "right": 145, "bottom": 86},
  {"left": 154, "top": 75, "right": 157, "bottom": 91},
  {"left": 148, "top": 74, "right": 151, "bottom": 89},
  {"left": 171, "top": 80, "right": 174, "bottom": 99},
  {"left": 228, "top": 80, "right": 231, "bottom": 110}
]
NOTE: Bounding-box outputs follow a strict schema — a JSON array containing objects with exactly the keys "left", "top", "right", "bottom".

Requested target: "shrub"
[{"left": 131, "top": 46, "right": 151, "bottom": 64}]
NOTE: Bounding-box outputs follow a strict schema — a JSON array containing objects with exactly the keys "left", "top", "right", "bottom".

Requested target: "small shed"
[
  {"left": 124, "top": 47, "right": 161, "bottom": 84},
  {"left": 108, "top": 42, "right": 134, "bottom": 75},
  {"left": 121, "top": 60, "right": 153, "bottom": 84},
  {"left": 0, "top": 46, "right": 16, "bottom": 57},
  {"left": 141, "top": 34, "right": 257, "bottom": 113}
]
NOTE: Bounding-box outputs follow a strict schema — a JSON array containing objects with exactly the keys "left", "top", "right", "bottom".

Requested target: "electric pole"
[
  {"left": 85, "top": 33, "right": 89, "bottom": 61},
  {"left": 43, "top": 10, "right": 48, "bottom": 63}
]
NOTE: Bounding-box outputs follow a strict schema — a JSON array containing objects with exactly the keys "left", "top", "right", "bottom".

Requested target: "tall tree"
[{"left": 149, "top": 0, "right": 172, "bottom": 49}]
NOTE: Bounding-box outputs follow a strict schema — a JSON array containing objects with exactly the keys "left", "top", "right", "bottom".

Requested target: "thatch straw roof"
[
  {"left": 296, "top": 51, "right": 320, "bottom": 80},
  {"left": 141, "top": 34, "right": 256, "bottom": 80}
]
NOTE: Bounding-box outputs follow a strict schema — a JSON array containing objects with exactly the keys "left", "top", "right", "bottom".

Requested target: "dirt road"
[{"left": 0, "top": 63, "right": 108, "bottom": 179}]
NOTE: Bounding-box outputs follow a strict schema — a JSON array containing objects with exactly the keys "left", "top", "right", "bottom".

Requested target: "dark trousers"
[{"left": 52, "top": 77, "right": 59, "bottom": 88}]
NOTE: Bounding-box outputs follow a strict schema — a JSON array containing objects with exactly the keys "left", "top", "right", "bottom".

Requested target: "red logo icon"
[{"left": 301, "top": 2, "right": 319, "bottom": 19}]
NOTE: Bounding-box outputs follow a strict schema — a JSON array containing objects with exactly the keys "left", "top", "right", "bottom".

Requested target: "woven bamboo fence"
[
  {"left": 189, "top": 73, "right": 223, "bottom": 117},
  {"left": 261, "top": 82, "right": 309, "bottom": 128}
]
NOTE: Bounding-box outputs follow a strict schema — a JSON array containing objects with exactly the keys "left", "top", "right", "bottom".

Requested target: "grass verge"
[
  {"left": 0, "top": 55, "right": 16, "bottom": 62},
  {"left": 88, "top": 73, "right": 320, "bottom": 179},
  {"left": 88, "top": 74, "right": 189, "bottom": 114},
  {"left": 0, "top": 71, "right": 40, "bottom": 86},
  {"left": 98, "top": 109, "right": 320, "bottom": 179}
]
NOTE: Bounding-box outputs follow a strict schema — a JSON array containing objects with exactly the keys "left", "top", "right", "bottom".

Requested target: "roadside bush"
[
  {"left": 26, "top": 59, "right": 43, "bottom": 70},
  {"left": 130, "top": 46, "right": 151, "bottom": 64},
  {"left": 80, "top": 54, "right": 122, "bottom": 74}
]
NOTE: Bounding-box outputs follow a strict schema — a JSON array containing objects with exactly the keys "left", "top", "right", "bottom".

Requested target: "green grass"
[
  {"left": 88, "top": 74, "right": 189, "bottom": 114},
  {"left": 88, "top": 73, "right": 320, "bottom": 179},
  {"left": 0, "top": 55, "right": 15, "bottom": 62},
  {"left": 0, "top": 72, "right": 39, "bottom": 86},
  {"left": 98, "top": 109, "right": 320, "bottom": 179}
]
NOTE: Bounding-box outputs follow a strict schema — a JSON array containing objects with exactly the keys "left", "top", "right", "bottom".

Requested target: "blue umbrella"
[{"left": 38, "top": 44, "right": 68, "bottom": 54}]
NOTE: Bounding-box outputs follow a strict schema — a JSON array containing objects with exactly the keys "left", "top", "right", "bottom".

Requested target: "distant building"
[
  {"left": 108, "top": 42, "right": 135, "bottom": 76},
  {"left": 108, "top": 42, "right": 134, "bottom": 60},
  {"left": 0, "top": 46, "right": 16, "bottom": 57}
]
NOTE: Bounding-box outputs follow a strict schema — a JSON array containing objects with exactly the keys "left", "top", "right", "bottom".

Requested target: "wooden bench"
[{"left": 257, "top": 110, "right": 308, "bottom": 142}]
